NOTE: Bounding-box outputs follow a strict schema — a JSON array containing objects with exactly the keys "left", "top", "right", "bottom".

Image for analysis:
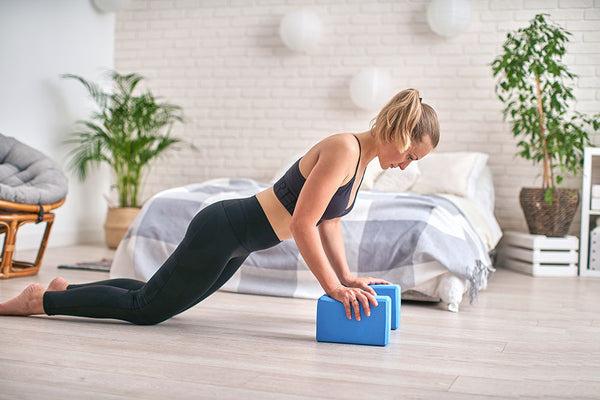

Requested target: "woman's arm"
[
  {"left": 289, "top": 138, "right": 377, "bottom": 320},
  {"left": 318, "top": 218, "right": 390, "bottom": 292},
  {"left": 317, "top": 218, "right": 354, "bottom": 285}
]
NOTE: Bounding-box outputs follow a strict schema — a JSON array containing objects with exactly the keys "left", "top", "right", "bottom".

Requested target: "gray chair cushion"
[{"left": 0, "top": 133, "right": 68, "bottom": 205}]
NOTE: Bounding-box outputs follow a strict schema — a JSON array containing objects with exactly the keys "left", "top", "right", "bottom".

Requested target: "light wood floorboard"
[{"left": 1, "top": 245, "right": 599, "bottom": 399}]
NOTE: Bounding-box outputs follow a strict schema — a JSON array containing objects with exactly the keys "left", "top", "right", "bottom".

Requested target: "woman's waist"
[
  {"left": 255, "top": 188, "right": 293, "bottom": 241},
  {"left": 221, "top": 195, "right": 282, "bottom": 252}
]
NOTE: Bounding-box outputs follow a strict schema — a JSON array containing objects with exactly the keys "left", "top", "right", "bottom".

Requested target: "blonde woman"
[{"left": 0, "top": 88, "right": 439, "bottom": 324}]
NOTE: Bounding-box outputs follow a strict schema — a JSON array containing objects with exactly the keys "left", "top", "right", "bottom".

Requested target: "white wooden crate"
[{"left": 499, "top": 231, "right": 578, "bottom": 277}]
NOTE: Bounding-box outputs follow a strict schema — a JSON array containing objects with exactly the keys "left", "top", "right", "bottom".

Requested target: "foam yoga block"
[
  {"left": 370, "top": 284, "right": 401, "bottom": 330},
  {"left": 316, "top": 295, "right": 391, "bottom": 346}
]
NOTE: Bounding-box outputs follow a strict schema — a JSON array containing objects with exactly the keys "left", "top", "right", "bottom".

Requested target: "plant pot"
[
  {"left": 519, "top": 188, "right": 580, "bottom": 237},
  {"left": 104, "top": 207, "right": 141, "bottom": 249}
]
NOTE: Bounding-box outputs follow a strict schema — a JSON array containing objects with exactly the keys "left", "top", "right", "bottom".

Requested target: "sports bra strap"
[{"left": 351, "top": 134, "right": 362, "bottom": 177}]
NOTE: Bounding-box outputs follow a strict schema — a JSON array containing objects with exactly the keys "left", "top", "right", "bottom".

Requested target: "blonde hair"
[{"left": 371, "top": 88, "right": 440, "bottom": 151}]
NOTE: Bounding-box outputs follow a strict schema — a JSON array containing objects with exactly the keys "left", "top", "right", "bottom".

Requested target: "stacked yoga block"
[{"left": 316, "top": 284, "right": 400, "bottom": 346}]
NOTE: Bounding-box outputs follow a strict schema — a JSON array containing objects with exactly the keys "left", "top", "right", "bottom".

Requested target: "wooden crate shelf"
[{"left": 498, "top": 231, "right": 578, "bottom": 277}]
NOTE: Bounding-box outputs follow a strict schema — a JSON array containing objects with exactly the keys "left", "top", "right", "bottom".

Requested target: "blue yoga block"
[
  {"left": 370, "top": 284, "right": 401, "bottom": 330},
  {"left": 316, "top": 295, "right": 391, "bottom": 346}
]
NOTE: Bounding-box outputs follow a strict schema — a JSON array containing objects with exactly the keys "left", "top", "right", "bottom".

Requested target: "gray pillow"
[{"left": 0, "top": 133, "right": 68, "bottom": 205}]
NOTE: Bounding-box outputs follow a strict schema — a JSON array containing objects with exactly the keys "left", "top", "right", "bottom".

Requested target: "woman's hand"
[
  {"left": 341, "top": 276, "right": 391, "bottom": 296},
  {"left": 327, "top": 284, "right": 379, "bottom": 321}
]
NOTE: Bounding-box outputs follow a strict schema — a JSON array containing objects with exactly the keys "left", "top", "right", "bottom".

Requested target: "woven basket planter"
[
  {"left": 519, "top": 188, "right": 580, "bottom": 237},
  {"left": 104, "top": 207, "right": 140, "bottom": 249}
]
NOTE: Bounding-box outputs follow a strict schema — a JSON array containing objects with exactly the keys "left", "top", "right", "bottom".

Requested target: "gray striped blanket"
[{"left": 110, "top": 178, "right": 493, "bottom": 302}]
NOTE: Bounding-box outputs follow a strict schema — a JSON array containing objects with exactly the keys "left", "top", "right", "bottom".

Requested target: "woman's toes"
[{"left": 47, "top": 277, "right": 69, "bottom": 292}]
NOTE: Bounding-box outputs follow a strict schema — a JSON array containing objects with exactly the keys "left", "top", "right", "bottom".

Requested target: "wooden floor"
[{"left": 1, "top": 245, "right": 599, "bottom": 400}]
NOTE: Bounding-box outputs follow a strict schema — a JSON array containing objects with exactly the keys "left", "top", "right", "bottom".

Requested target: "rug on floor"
[{"left": 58, "top": 258, "right": 112, "bottom": 272}]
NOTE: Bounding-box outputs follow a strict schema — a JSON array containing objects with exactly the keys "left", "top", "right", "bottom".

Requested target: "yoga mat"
[{"left": 58, "top": 258, "right": 112, "bottom": 272}]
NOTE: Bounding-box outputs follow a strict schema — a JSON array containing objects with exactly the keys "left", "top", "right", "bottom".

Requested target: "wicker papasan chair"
[{"left": 0, "top": 133, "right": 68, "bottom": 278}]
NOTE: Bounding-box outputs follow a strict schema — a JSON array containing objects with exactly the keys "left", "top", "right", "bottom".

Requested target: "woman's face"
[{"left": 377, "top": 135, "right": 434, "bottom": 170}]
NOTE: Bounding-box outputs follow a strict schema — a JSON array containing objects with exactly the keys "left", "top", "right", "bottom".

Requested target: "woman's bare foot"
[
  {"left": 0, "top": 283, "right": 46, "bottom": 316},
  {"left": 47, "top": 277, "right": 69, "bottom": 292}
]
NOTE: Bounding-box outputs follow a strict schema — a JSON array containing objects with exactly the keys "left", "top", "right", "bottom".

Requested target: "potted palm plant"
[
  {"left": 64, "top": 71, "right": 185, "bottom": 248},
  {"left": 491, "top": 13, "right": 600, "bottom": 237}
]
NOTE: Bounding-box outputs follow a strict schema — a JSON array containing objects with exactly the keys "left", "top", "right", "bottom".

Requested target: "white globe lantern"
[
  {"left": 427, "top": 0, "right": 472, "bottom": 37},
  {"left": 349, "top": 68, "right": 392, "bottom": 111},
  {"left": 279, "top": 9, "right": 323, "bottom": 53}
]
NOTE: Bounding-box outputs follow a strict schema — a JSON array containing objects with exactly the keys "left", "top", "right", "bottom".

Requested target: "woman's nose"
[{"left": 399, "top": 160, "right": 411, "bottom": 170}]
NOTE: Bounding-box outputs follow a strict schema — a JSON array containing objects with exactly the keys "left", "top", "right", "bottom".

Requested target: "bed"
[{"left": 110, "top": 151, "right": 502, "bottom": 312}]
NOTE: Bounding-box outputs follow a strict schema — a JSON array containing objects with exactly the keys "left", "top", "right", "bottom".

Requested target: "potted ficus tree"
[
  {"left": 64, "top": 71, "right": 185, "bottom": 248},
  {"left": 491, "top": 13, "right": 600, "bottom": 237}
]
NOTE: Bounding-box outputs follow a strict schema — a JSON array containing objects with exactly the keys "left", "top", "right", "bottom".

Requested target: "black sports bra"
[{"left": 273, "top": 135, "right": 364, "bottom": 225}]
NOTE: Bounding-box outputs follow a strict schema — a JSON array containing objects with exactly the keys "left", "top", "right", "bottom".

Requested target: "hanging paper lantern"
[
  {"left": 279, "top": 9, "right": 323, "bottom": 53},
  {"left": 427, "top": 0, "right": 472, "bottom": 37},
  {"left": 349, "top": 68, "right": 392, "bottom": 111}
]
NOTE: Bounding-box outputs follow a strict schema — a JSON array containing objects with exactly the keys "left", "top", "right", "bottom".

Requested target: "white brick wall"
[{"left": 115, "top": 0, "right": 600, "bottom": 236}]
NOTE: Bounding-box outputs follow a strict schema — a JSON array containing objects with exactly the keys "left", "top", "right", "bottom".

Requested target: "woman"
[{"left": 0, "top": 88, "right": 439, "bottom": 324}]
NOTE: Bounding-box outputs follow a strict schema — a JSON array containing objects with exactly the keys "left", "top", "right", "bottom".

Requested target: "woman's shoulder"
[
  {"left": 319, "top": 133, "right": 360, "bottom": 157},
  {"left": 299, "top": 133, "right": 360, "bottom": 179}
]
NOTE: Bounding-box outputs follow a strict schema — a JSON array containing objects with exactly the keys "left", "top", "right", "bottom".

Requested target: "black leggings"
[{"left": 43, "top": 196, "right": 281, "bottom": 325}]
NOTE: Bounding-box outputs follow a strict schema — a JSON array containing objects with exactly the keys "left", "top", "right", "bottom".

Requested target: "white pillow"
[
  {"left": 371, "top": 161, "right": 421, "bottom": 192},
  {"left": 410, "top": 152, "right": 489, "bottom": 198},
  {"left": 472, "top": 166, "right": 495, "bottom": 214}
]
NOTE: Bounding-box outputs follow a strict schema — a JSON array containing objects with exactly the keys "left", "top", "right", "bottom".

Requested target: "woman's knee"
[
  {"left": 127, "top": 293, "right": 174, "bottom": 325},
  {"left": 128, "top": 311, "right": 171, "bottom": 325}
]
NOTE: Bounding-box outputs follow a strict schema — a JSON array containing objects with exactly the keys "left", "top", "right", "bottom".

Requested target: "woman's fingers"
[
  {"left": 364, "top": 290, "right": 378, "bottom": 307},
  {"left": 344, "top": 291, "right": 366, "bottom": 321},
  {"left": 365, "top": 276, "right": 392, "bottom": 286},
  {"left": 337, "top": 287, "right": 383, "bottom": 321},
  {"left": 344, "top": 299, "right": 352, "bottom": 320},
  {"left": 355, "top": 290, "right": 375, "bottom": 320},
  {"left": 355, "top": 282, "right": 378, "bottom": 306},
  {"left": 352, "top": 298, "right": 362, "bottom": 321},
  {"left": 362, "top": 283, "right": 377, "bottom": 297}
]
